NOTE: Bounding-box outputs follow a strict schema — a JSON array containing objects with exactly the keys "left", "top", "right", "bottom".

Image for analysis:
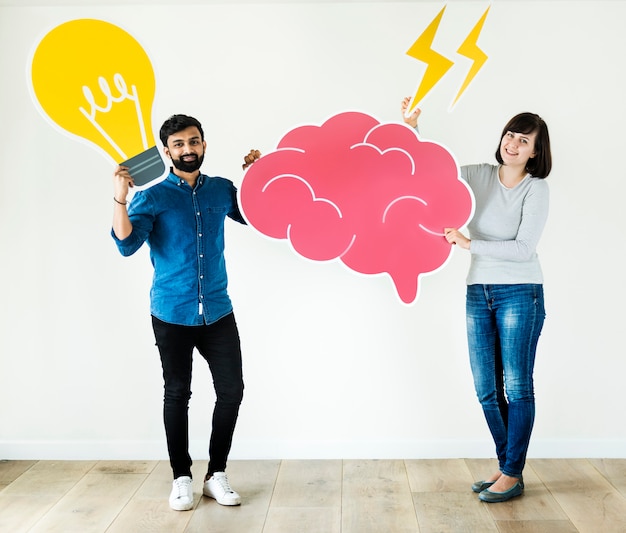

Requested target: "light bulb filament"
[{"left": 79, "top": 73, "right": 149, "bottom": 161}]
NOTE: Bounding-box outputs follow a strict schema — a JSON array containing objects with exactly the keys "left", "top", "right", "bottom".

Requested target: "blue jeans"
[
  {"left": 152, "top": 312, "right": 244, "bottom": 479},
  {"left": 466, "top": 284, "right": 545, "bottom": 478}
]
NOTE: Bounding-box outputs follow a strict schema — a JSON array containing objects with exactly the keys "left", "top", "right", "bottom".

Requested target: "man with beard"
[{"left": 111, "top": 114, "right": 260, "bottom": 511}]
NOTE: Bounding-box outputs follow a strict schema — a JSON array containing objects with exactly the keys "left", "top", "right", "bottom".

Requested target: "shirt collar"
[{"left": 166, "top": 169, "right": 204, "bottom": 188}]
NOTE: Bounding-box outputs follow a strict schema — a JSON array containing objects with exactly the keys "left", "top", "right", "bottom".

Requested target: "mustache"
[{"left": 172, "top": 152, "right": 204, "bottom": 172}]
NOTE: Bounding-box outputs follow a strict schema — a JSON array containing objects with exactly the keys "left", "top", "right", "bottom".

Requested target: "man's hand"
[
  {"left": 113, "top": 165, "right": 134, "bottom": 204},
  {"left": 112, "top": 165, "right": 134, "bottom": 240},
  {"left": 242, "top": 149, "right": 261, "bottom": 170}
]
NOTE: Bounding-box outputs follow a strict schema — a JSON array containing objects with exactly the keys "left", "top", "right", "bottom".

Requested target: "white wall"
[{"left": 1, "top": 0, "right": 625, "bottom": 461}]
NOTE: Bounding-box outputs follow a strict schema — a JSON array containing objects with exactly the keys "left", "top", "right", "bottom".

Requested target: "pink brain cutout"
[{"left": 240, "top": 111, "right": 474, "bottom": 304}]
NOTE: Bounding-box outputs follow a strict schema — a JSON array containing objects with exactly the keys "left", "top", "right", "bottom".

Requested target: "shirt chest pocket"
[{"left": 203, "top": 206, "right": 228, "bottom": 234}]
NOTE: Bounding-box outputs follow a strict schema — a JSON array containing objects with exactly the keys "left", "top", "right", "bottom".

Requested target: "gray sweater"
[{"left": 461, "top": 163, "right": 549, "bottom": 285}]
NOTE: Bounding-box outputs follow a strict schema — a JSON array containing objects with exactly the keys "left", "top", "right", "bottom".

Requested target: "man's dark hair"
[{"left": 159, "top": 114, "right": 205, "bottom": 146}]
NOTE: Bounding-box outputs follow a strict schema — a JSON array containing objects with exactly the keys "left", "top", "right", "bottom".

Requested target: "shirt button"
[
  {"left": 197, "top": 212, "right": 200, "bottom": 216},
  {"left": 198, "top": 233, "right": 202, "bottom": 237}
]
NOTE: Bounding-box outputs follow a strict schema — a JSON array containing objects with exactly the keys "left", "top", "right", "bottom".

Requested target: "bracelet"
[{"left": 113, "top": 197, "right": 127, "bottom": 206}]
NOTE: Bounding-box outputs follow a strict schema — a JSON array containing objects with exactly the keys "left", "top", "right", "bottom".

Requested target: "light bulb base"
[{"left": 121, "top": 145, "right": 166, "bottom": 186}]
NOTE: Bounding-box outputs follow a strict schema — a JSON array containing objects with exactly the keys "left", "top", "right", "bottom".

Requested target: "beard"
[{"left": 171, "top": 153, "right": 204, "bottom": 173}]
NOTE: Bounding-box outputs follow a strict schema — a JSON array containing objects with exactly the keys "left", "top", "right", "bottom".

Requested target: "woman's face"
[{"left": 499, "top": 130, "right": 537, "bottom": 168}]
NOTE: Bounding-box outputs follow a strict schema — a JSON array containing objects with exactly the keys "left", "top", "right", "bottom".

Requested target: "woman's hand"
[
  {"left": 444, "top": 228, "right": 471, "bottom": 250},
  {"left": 401, "top": 96, "right": 421, "bottom": 129}
]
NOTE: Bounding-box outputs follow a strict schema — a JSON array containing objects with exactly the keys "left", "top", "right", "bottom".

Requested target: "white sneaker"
[
  {"left": 203, "top": 472, "right": 241, "bottom": 506},
  {"left": 169, "top": 476, "right": 194, "bottom": 511}
]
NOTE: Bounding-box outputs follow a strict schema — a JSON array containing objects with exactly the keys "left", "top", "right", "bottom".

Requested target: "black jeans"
[{"left": 152, "top": 312, "right": 244, "bottom": 479}]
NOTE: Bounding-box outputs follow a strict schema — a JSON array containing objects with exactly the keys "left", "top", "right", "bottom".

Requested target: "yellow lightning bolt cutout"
[
  {"left": 451, "top": 6, "right": 490, "bottom": 109},
  {"left": 406, "top": 6, "right": 454, "bottom": 115}
]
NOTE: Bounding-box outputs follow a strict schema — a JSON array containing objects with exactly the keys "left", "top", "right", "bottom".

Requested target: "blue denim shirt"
[{"left": 112, "top": 171, "right": 246, "bottom": 326}]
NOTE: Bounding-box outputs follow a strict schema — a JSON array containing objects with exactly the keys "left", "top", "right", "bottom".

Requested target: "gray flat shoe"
[
  {"left": 479, "top": 481, "right": 523, "bottom": 503},
  {"left": 471, "top": 480, "right": 495, "bottom": 493},
  {"left": 472, "top": 475, "right": 523, "bottom": 493}
]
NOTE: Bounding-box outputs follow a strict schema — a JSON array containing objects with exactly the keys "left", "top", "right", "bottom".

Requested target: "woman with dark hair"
[{"left": 402, "top": 98, "right": 552, "bottom": 503}]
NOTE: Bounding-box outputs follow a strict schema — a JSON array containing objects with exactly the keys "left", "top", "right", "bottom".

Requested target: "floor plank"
[
  {"left": 0, "top": 459, "right": 37, "bottom": 490},
  {"left": 465, "top": 459, "right": 570, "bottom": 523},
  {"left": 263, "top": 459, "right": 342, "bottom": 533},
  {"left": 413, "top": 491, "right": 499, "bottom": 533},
  {"left": 91, "top": 460, "right": 158, "bottom": 475},
  {"left": 0, "top": 460, "right": 95, "bottom": 533},
  {"left": 264, "top": 507, "right": 341, "bottom": 533},
  {"left": 269, "top": 459, "right": 342, "bottom": 508},
  {"left": 405, "top": 458, "right": 474, "bottom": 493},
  {"left": 530, "top": 458, "right": 626, "bottom": 533},
  {"left": 184, "top": 459, "right": 280, "bottom": 533},
  {"left": 495, "top": 519, "right": 579, "bottom": 533},
  {"left": 405, "top": 459, "right": 499, "bottom": 532},
  {"left": 589, "top": 458, "right": 626, "bottom": 497},
  {"left": 342, "top": 459, "right": 419, "bottom": 533},
  {"left": 1, "top": 458, "right": 625, "bottom": 532},
  {"left": 105, "top": 461, "right": 199, "bottom": 533},
  {"left": 28, "top": 470, "right": 147, "bottom": 532}
]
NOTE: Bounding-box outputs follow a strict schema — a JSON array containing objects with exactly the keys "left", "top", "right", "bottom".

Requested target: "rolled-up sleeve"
[{"left": 111, "top": 191, "right": 155, "bottom": 257}]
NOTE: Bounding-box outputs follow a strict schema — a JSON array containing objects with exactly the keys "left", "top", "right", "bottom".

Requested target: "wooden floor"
[{"left": 1, "top": 458, "right": 625, "bottom": 532}]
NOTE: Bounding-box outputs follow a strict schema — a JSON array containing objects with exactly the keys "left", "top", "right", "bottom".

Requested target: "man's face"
[{"left": 164, "top": 126, "right": 206, "bottom": 173}]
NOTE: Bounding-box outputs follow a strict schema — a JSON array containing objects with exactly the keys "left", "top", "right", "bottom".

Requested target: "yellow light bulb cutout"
[{"left": 30, "top": 19, "right": 164, "bottom": 186}]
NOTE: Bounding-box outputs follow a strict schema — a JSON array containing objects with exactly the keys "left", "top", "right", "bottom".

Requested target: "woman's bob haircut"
[{"left": 496, "top": 112, "right": 552, "bottom": 179}]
